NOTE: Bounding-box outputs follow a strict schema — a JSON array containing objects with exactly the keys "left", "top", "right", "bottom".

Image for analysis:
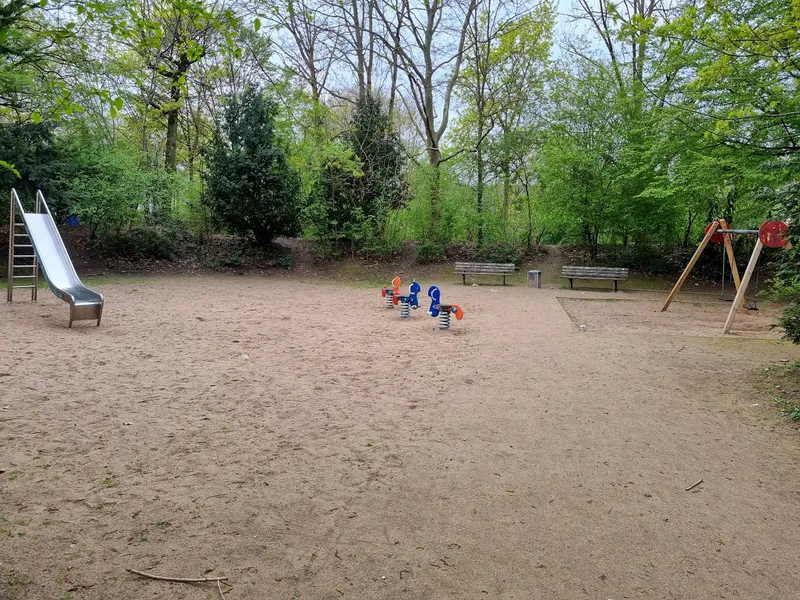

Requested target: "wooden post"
[
  {"left": 662, "top": 219, "right": 720, "bottom": 312},
  {"left": 723, "top": 238, "right": 763, "bottom": 334},
  {"left": 719, "top": 220, "right": 742, "bottom": 293}
]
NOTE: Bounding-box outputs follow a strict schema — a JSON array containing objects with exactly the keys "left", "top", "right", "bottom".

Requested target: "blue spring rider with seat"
[
  {"left": 394, "top": 281, "right": 421, "bottom": 318},
  {"left": 427, "top": 286, "right": 464, "bottom": 329}
]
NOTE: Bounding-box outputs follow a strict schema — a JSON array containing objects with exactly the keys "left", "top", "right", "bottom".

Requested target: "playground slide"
[{"left": 15, "top": 194, "right": 104, "bottom": 327}]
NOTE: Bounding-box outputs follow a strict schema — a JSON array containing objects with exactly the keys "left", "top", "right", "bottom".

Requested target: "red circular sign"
[
  {"left": 758, "top": 221, "right": 789, "bottom": 248},
  {"left": 704, "top": 222, "right": 725, "bottom": 243}
]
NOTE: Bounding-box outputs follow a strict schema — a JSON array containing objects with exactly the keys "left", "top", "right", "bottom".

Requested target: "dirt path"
[{"left": 1, "top": 277, "right": 799, "bottom": 599}]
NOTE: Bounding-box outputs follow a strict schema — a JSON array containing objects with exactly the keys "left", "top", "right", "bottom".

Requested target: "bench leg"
[
  {"left": 613, "top": 280, "right": 618, "bottom": 292},
  {"left": 569, "top": 278, "right": 573, "bottom": 290},
  {"left": 462, "top": 273, "right": 466, "bottom": 285},
  {"left": 502, "top": 275, "right": 506, "bottom": 286}
]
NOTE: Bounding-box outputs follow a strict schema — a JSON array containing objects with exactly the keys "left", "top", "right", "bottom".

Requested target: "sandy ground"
[{"left": 1, "top": 276, "right": 799, "bottom": 600}]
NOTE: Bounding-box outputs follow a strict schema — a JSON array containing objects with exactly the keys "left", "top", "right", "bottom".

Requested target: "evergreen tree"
[{"left": 203, "top": 87, "right": 301, "bottom": 246}]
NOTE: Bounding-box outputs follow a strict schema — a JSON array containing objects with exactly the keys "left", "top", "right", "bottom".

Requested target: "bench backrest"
[
  {"left": 561, "top": 265, "right": 629, "bottom": 279},
  {"left": 455, "top": 261, "right": 516, "bottom": 273}
]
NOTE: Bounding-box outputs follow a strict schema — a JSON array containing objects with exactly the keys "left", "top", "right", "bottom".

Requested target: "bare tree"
[
  {"left": 268, "top": 0, "right": 341, "bottom": 101},
  {"left": 375, "top": 0, "right": 479, "bottom": 232},
  {"left": 317, "top": 0, "right": 378, "bottom": 99}
]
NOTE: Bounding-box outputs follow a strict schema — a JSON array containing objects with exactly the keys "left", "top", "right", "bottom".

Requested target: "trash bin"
[{"left": 527, "top": 270, "right": 541, "bottom": 288}]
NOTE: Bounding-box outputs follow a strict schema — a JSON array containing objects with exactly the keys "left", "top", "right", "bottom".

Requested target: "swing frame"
[{"left": 661, "top": 219, "right": 760, "bottom": 335}]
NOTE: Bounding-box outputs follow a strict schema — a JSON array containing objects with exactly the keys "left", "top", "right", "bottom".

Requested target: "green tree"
[
  {"left": 304, "top": 94, "right": 406, "bottom": 255},
  {"left": 203, "top": 86, "right": 301, "bottom": 246},
  {"left": 56, "top": 126, "right": 148, "bottom": 237}
]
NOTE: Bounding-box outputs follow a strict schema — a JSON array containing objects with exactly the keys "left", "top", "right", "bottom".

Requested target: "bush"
[
  {"left": 778, "top": 303, "right": 800, "bottom": 344},
  {"left": 415, "top": 241, "right": 446, "bottom": 264},
  {"left": 271, "top": 255, "right": 293, "bottom": 270},
  {"left": 477, "top": 242, "right": 524, "bottom": 265},
  {"left": 98, "top": 228, "right": 176, "bottom": 260}
]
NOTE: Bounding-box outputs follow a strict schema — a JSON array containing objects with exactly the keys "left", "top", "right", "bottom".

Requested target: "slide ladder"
[
  {"left": 7, "top": 191, "right": 39, "bottom": 302},
  {"left": 7, "top": 189, "right": 104, "bottom": 327}
]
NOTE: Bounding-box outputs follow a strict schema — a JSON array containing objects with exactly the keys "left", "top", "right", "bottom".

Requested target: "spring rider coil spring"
[
  {"left": 396, "top": 281, "right": 421, "bottom": 319},
  {"left": 427, "top": 286, "right": 465, "bottom": 330},
  {"left": 380, "top": 276, "right": 401, "bottom": 309}
]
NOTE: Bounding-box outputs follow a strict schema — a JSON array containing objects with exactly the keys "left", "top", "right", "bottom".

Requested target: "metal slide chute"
[{"left": 7, "top": 189, "right": 104, "bottom": 327}]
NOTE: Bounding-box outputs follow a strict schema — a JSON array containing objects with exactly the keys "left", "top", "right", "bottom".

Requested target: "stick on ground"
[
  {"left": 126, "top": 568, "right": 229, "bottom": 583},
  {"left": 685, "top": 479, "right": 703, "bottom": 491}
]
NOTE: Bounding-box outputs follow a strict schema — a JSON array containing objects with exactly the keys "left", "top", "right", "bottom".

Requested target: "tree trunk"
[
  {"left": 501, "top": 163, "right": 511, "bottom": 235},
  {"left": 428, "top": 144, "right": 441, "bottom": 238},
  {"left": 524, "top": 182, "right": 533, "bottom": 251},
  {"left": 476, "top": 145, "right": 484, "bottom": 245},
  {"left": 165, "top": 79, "right": 181, "bottom": 172}
]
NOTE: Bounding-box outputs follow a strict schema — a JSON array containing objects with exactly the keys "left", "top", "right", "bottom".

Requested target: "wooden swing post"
[
  {"left": 723, "top": 238, "right": 764, "bottom": 334},
  {"left": 661, "top": 219, "right": 720, "bottom": 312},
  {"left": 662, "top": 219, "right": 747, "bottom": 312},
  {"left": 720, "top": 220, "right": 743, "bottom": 298}
]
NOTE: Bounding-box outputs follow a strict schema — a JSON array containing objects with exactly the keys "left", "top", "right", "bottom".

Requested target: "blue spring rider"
[
  {"left": 395, "top": 281, "right": 421, "bottom": 318},
  {"left": 427, "top": 286, "right": 465, "bottom": 329}
]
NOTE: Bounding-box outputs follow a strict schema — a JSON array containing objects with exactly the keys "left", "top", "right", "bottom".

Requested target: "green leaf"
[
  {"left": 254, "top": 18, "right": 261, "bottom": 31},
  {"left": 39, "top": 0, "right": 47, "bottom": 7},
  {"left": 31, "top": 112, "right": 41, "bottom": 124},
  {"left": 110, "top": 106, "right": 117, "bottom": 118},
  {"left": 0, "top": 160, "right": 21, "bottom": 178},
  {"left": 113, "top": 97, "right": 124, "bottom": 111}
]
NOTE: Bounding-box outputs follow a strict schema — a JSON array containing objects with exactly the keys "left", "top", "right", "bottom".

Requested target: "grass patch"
[{"left": 759, "top": 361, "right": 800, "bottom": 421}]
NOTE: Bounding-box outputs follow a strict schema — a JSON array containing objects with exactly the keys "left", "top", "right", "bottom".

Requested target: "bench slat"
[
  {"left": 561, "top": 266, "right": 628, "bottom": 278},
  {"left": 456, "top": 268, "right": 516, "bottom": 273},
  {"left": 454, "top": 261, "right": 517, "bottom": 285},
  {"left": 560, "top": 265, "right": 628, "bottom": 291}
]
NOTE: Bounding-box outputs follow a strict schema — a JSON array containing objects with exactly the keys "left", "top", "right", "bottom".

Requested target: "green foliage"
[
  {"left": 303, "top": 94, "right": 407, "bottom": 252},
  {"left": 270, "top": 255, "right": 293, "bottom": 270},
  {"left": 415, "top": 241, "right": 446, "bottom": 264},
  {"left": 203, "top": 87, "right": 301, "bottom": 246},
  {"left": 473, "top": 242, "right": 523, "bottom": 265},
  {"left": 0, "top": 121, "right": 64, "bottom": 212},
  {"left": 98, "top": 228, "right": 176, "bottom": 260},
  {"left": 56, "top": 126, "right": 147, "bottom": 235},
  {"left": 778, "top": 304, "right": 800, "bottom": 345}
]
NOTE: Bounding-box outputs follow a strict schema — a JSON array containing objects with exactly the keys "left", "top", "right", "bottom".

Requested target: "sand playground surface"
[{"left": 2, "top": 276, "right": 800, "bottom": 599}]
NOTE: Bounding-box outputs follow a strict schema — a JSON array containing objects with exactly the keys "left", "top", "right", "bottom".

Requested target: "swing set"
[{"left": 662, "top": 219, "right": 790, "bottom": 334}]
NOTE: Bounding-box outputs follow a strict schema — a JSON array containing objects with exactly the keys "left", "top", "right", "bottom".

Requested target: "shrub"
[
  {"left": 98, "top": 228, "right": 176, "bottom": 260},
  {"left": 271, "top": 255, "right": 293, "bottom": 270},
  {"left": 778, "top": 303, "right": 800, "bottom": 344},
  {"left": 415, "top": 241, "right": 446, "bottom": 264},
  {"left": 478, "top": 242, "right": 523, "bottom": 265}
]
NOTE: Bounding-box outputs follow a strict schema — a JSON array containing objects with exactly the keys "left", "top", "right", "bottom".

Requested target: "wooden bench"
[
  {"left": 560, "top": 266, "right": 629, "bottom": 292},
  {"left": 455, "top": 261, "right": 517, "bottom": 285}
]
